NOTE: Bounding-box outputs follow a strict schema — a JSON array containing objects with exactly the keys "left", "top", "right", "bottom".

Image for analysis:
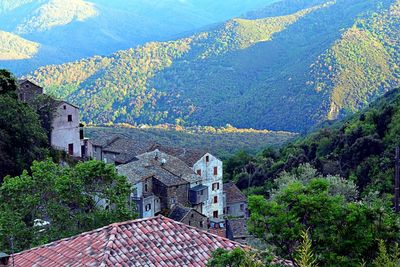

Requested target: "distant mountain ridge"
[
  {"left": 0, "top": 0, "right": 277, "bottom": 74},
  {"left": 26, "top": 0, "right": 399, "bottom": 132}
]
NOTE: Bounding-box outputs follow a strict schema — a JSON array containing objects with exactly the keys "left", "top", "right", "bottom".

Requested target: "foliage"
[
  {"left": 247, "top": 172, "right": 400, "bottom": 266},
  {"left": 0, "top": 159, "right": 136, "bottom": 253},
  {"left": 372, "top": 240, "right": 400, "bottom": 267},
  {"left": 225, "top": 88, "right": 400, "bottom": 199},
  {"left": 24, "top": 0, "right": 399, "bottom": 132},
  {"left": 0, "top": 69, "right": 18, "bottom": 96},
  {"left": 0, "top": 70, "right": 49, "bottom": 180},
  {"left": 295, "top": 230, "right": 317, "bottom": 267},
  {"left": 86, "top": 126, "right": 295, "bottom": 159},
  {"left": 207, "top": 248, "right": 278, "bottom": 267},
  {"left": 0, "top": 30, "right": 39, "bottom": 60}
]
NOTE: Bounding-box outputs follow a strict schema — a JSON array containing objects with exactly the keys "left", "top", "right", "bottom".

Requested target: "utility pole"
[{"left": 395, "top": 147, "right": 400, "bottom": 213}]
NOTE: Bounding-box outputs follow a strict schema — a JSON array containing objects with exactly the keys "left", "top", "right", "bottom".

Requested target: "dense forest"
[
  {"left": 225, "top": 87, "right": 400, "bottom": 198},
  {"left": 25, "top": 0, "right": 399, "bottom": 132},
  {"left": 214, "top": 88, "right": 400, "bottom": 266}
]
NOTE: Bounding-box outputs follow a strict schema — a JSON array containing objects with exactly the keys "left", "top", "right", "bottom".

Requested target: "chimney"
[{"left": 0, "top": 252, "right": 10, "bottom": 267}]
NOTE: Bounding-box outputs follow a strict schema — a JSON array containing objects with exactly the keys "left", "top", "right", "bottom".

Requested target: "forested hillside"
[
  {"left": 225, "top": 87, "right": 400, "bottom": 199},
  {"left": 0, "top": 0, "right": 276, "bottom": 74},
  {"left": 26, "top": 0, "right": 400, "bottom": 132},
  {"left": 0, "top": 30, "right": 39, "bottom": 60}
]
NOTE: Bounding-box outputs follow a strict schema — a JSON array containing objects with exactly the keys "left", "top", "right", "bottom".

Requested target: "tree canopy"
[{"left": 0, "top": 159, "right": 136, "bottom": 253}]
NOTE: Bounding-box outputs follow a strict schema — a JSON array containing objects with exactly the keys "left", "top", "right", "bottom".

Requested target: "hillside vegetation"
[
  {"left": 0, "top": 30, "right": 39, "bottom": 60},
  {"left": 225, "top": 88, "right": 400, "bottom": 199},
  {"left": 27, "top": 0, "right": 400, "bottom": 132},
  {"left": 86, "top": 125, "right": 297, "bottom": 158},
  {"left": 0, "top": 0, "right": 277, "bottom": 74},
  {"left": 15, "top": 0, "right": 98, "bottom": 34}
]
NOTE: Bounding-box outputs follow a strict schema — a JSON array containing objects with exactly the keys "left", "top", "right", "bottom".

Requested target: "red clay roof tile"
[{"left": 13, "top": 216, "right": 246, "bottom": 266}]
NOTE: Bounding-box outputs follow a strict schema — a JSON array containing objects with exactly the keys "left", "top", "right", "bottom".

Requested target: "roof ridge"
[
  {"left": 99, "top": 224, "right": 119, "bottom": 265},
  {"left": 159, "top": 216, "right": 249, "bottom": 249}
]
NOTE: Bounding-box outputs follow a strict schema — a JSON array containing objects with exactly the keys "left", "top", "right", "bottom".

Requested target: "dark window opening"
[
  {"left": 213, "top": 167, "right": 218, "bottom": 176},
  {"left": 213, "top": 211, "right": 218, "bottom": 218},
  {"left": 80, "top": 129, "right": 84, "bottom": 140},
  {"left": 68, "top": 144, "right": 74, "bottom": 155},
  {"left": 63, "top": 105, "right": 66, "bottom": 110},
  {"left": 145, "top": 184, "right": 148, "bottom": 192},
  {"left": 206, "top": 156, "right": 209, "bottom": 162},
  {"left": 197, "top": 169, "right": 201, "bottom": 176},
  {"left": 214, "top": 196, "right": 218, "bottom": 203},
  {"left": 68, "top": 115, "right": 72, "bottom": 122}
]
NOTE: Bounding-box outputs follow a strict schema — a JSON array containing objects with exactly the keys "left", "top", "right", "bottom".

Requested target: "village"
[{"left": 1, "top": 80, "right": 256, "bottom": 266}]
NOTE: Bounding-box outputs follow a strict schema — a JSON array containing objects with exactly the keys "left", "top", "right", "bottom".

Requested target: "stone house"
[
  {"left": 17, "top": 80, "right": 90, "bottom": 158},
  {"left": 223, "top": 182, "right": 248, "bottom": 218},
  {"left": 226, "top": 218, "right": 252, "bottom": 244},
  {"left": 90, "top": 134, "right": 153, "bottom": 165},
  {"left": 169, "top": 204, "right": 208, "bottom": 230},
  {"left": 17, "top": 79, "right": 43, "bottom": 103},
  {"left": 117, "top": 149, "right": 227, "bottom": 221},
  {"left": 117, "top": 150, "right": 202, "bottom": 218}
]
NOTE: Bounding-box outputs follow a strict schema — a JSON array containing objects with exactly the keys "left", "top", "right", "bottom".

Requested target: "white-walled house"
[
  {"left": 17, "top": 80, "right": 90, "bottom": 158},
  {"left": 192, "top": 153, "right": 224, "bottom": 219},
  {"left": 51, "top": 100, "right": 82, "bottom": 158}
]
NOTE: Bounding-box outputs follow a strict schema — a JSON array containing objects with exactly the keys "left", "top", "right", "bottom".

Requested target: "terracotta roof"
[
  {"left": 13, "top": 216, "right": 245, "bottom": 267},
  {"left": 224, "top": 183, "right": 247, "bottom": 204}
]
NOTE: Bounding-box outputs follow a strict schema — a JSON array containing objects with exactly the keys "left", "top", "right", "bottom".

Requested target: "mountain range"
[
  {"left": 0, "top": 0, "right": 277, "bottom": 73},
  {"left": 2, "top": 0, "right": 399, "bottom": 133}
]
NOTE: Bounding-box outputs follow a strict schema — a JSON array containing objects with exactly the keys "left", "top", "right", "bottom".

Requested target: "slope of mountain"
[
  {"left": 27, "top": 0, "right": 399, "bottom": 133},
  {"left": 0, "top": 30, "right": 39, "bottom": 60},
  {"left": 15, "top": 0, "right": 98, "bottom": 34},
  {"left": 0, "top": 0, "right": 278, "bottom": 74},
  {"left": 229, "top": 87, "right": 400, "bottom": 198}
]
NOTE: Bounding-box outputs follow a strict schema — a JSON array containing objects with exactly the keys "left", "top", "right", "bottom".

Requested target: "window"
[
  {"left": 212, "top": 183, "right": 219, "bottom": 191},
  {"left": 200, "top": 221, "right": 204, "bottom": 228},
  {"left": 63, "top": 105, "right": 66, "bottom": 110},
  {"left": 191, "top": 214, "right": 194, "bottom": 218},
  {"left": 213, "top": 196, "right": 218, "bottom": 203},
  {"left": 206, "top": 156, "right": 209, "bottom": 163},
  {"left": 240, "top": 204, "right": 245, "bottom": 211},
  {"left": 213, "top": 167, "right": 218, "bottom": 176},
  {"left": 145, "top": 184, "right": 148, "bottom": 192},
  {"left": 196, "top": 169, "right": 202, "bottom": 176},
  {"left": 213, "top": 210, "right": 218, "bottom": 218},
  {"left": 145, "top": 204, "right": 151, "bottom": 211},
  {"left": 80, "top": 129, "right": 84, "bottom": 140},
  {"left": 188, "top": 221, "right": 191, "bottom": 226},
  {"left": 200, "top": 190, "right": 204, "bottom": 196},
  {"left": 68, "top": 143, "right": 74, "bottom": 155},
  {"left": 68, "top": 115, "right": 72, "bottom": 122},
  {"left": 170, "top": 197, "right": 176, "bottom": 204}
]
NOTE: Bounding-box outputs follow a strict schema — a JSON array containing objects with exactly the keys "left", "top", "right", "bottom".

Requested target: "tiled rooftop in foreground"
[{"left": 13, "top": 215, "right": 245, "bottom": 267}]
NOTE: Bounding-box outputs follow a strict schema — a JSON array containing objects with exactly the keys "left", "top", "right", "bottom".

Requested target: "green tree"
[
  {"left": 296, "top": 230, "right": 317, "bottom": 267},
  {"left": 0, "top": 94, "right": 49, "bottom": 180},
  {"left": 0, "top": 69, "right": 18, "bottom": 97},
  {"left": 247, "top": 175, "right": 400, "bottom": 266},
  {"left": 207, "top": 248, "right": 272, "bottom": 267},
  {"left": 0, "top": 159, "right": 136, "bottom": 253}
]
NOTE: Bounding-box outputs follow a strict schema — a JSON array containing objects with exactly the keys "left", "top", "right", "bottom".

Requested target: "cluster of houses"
[{"left": 6, "top": 80, "right": 260, "bottom": 266}]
